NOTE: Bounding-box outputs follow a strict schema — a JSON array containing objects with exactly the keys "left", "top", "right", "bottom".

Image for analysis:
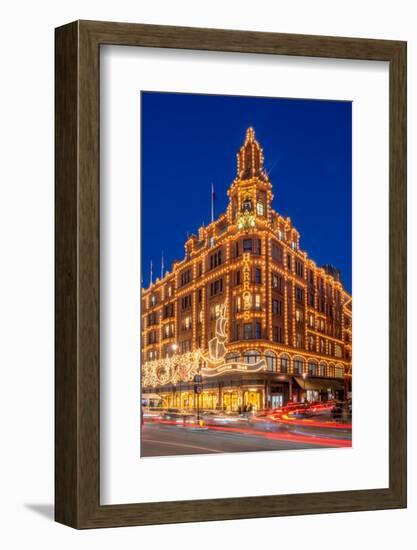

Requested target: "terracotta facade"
[{"left": 141, "top": 128, "right": 352, "bottom": 409}]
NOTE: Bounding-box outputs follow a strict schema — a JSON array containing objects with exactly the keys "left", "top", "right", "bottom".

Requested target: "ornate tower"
[{"left": 227, "top": 127, "right": 274, "bottom": 228}]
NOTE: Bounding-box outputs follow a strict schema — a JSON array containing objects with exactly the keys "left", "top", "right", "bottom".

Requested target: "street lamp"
[
  {"left": 171, "top": 343, "right": 179, "bottom": 409},
  {"left": 194, "top": 357, "right": 203, "bottom": 424}
]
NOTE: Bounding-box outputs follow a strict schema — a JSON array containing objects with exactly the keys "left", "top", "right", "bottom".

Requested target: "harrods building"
[{"left": 141, "top": 128, "right": 352, "bottom": 412}]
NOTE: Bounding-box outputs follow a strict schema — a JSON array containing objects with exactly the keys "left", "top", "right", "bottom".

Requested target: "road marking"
[{"left": 142, "top": 438, "right": 224, "bottom": 453}]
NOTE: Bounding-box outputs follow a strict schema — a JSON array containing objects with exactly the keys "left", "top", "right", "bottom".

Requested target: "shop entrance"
[
  {"left": 243, "top": 389, "right": 262, "bottom": 412},
  {"left": 271, "top": 394, "right": 283, "bottom": 409},
  {"left": 306, "top": 390, "right": 319, "bottom": 402},
  {"left": 223, "top": 391, "right": 239, "bottom": 412},
  {"left": 271, "top": 384, "right": 287, "bottom": 408},
  {"left": 201, "top": 391, "right": 219, "bottom": 410}
]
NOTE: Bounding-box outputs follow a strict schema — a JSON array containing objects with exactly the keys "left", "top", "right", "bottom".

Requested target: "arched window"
[
  {"left": 319, "top": 362, "right": 327, "bottom": 377},
  {"left": 242, "top": 198, "right": 253, "bottom": 212},
  {"left": 335, "top": 365, "right": 344, "bottom": 378},
  {"left": 243, "top": 350, "right": 260, "bottom": 364},
  {"left": 308, "top": 361, "right": 317, "bottom": 376},
  {"left": 328, "top": 364, "right": 335, "bottom": 377},
  {"left": 293, "top": 357, "right": 305, "bottom": 375},
  {"left": 225, "top": 352, "right": 240, "bottom": 364},
  {"left": 265, "top": 351, "right": 277, "bottom": 372},
  {"left": 279, "top": 355, "right": 290, "bottom": 373}
]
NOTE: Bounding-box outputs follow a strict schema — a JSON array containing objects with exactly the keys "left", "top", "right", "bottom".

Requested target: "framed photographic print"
[{"left": 55, "top": 20, "right": 407, "bottom": 528}]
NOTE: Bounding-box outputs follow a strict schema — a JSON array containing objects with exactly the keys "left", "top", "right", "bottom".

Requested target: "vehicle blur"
[{"left": 330, "top": 399, "right": 352, "bottom": 421}]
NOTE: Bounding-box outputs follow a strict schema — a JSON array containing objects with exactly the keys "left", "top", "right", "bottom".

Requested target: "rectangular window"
[
  {"left": 198, "top": 262, "right": 203, "bottom": 277},
  {"left": 254, "top": 267, "right": 262, "bottom": 284},
  {"left": 244, "top": 323, "right": 253, "bottom": 340},
  {"left": 254, "top": 238, "right": 261, "bottom": 255},
  {"left": 147, "top": 331, "right": 158, "bottom": 345},
  {"left": 272, "top": 299, "right": 283, "bottom": 316},
  {"left": 309, "top": 292, "right": 315, "bottom": 307},
  {"left": 180, "top": 269, "right": 191, "bottom": 286},
  {"left": 272, "top": 273, "right": 283, "bottom": 292},
  {"left": 209, "top": 249, "right": 222, "bottom": 269},
  {"left": 235, "top": 296, "right": 241, "bottom": 312},
  {"left": 254, "top": 294, "right": 261, "bottom": 311},
  {"left": 256, "top": 201, "right": 264, "bottom": 216},
  {"left": 295, "top": 261, "right": 304, "bottom": 278},
  {"left": 180, "top": 340, "right": 192, "bottom": 353},
  {"left": 163, "top": 323, "right": 174, "bottom": 339},
  {"left": 255, "top": 322, "right": 262, "bottom": 339},
  {"left": 163, "top": 303, "right": 174, "bottom": 319},
  {"left": 235, "top": 270, "right": 241, "bottom": 285},
  {"left": 273, "top": 326, "right": 282, "bottom": 343},
  {"left": 181, "top": 295, "right": 192, "bottom": 310},
  {"left": 235, "top": 241, "right": 240, "bottom": 257},
  {"left": 243, "top": 239, "right": 252, "bottom": 253},
  {"left": 198, "top": 288, "right": 202, "bottom": 303},
  {"left": 287, "top": 254, "right": 292, "bottom": 270},
  {"left": 295, "top": 309, "right": 304, "bottom": 322},
  {"left": 295, "top": 286, "right": 304, "bottom": 303},
  {"left": 147, "top": 312, "right": 158, "bottom": 326},
  {"left": 272, "top": 242, "right": 283, "bottom": 263},
  {"left": 181, "top": 315, "right": 192, "bottom": 331},
  {"left": 210, "top": 278, "right": 223, "bottom": 296}
]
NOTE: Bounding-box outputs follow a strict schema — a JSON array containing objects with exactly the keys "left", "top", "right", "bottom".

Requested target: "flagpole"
[
  {"left": 161, "top": 251, "right": 164, "bottom": 279},
  {"left": 150, "top": 259, "right": 153, "bottom": 286},
  {"left": 211, "top": 182, "right": 214, "bottom": 224}
]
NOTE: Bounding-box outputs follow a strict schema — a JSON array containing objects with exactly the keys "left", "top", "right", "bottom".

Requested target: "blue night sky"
[{"left": 141, "top": 92, "right": 352, "bottom": 293}]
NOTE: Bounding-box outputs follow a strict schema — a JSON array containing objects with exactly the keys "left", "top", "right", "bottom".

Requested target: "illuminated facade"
[{"left": 141, "top": 128, "right": 352, "bottom": 411}]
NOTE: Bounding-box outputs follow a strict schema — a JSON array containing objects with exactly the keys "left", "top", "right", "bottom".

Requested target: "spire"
[{"left": 237, "top": 127, "right": 267, "bottom": 181}]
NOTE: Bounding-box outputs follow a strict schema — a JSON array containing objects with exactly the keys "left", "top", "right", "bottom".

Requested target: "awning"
[
  {"left": 142, "top": 393, "right": 162, "bottom": 400},
  {"left": 294, "top": 377, "right": 344, "bottom": 392}
]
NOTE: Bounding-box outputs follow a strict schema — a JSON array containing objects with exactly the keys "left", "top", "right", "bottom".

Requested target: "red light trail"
[{"left": 144, "top": 418, "right": 351, "bottom": 448}]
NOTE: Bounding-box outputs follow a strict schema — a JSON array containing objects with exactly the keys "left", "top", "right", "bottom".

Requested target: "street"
[{"left": 141, "top": 414, "right": 351, "bottom": 457}]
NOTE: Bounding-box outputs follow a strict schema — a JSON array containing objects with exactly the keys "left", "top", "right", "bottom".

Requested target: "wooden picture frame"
[{"left": 55, "top": 20, "right": 407, "bottom": 529}]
